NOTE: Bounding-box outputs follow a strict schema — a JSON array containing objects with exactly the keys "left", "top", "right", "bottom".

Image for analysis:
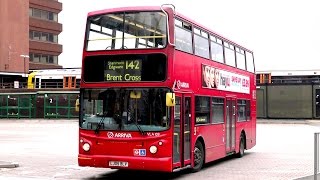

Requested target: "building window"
[
  {"left": 40, "top": 55, "right": 48, "bottom": 63},
  {"left": 33, "top": 31, "right": 40, "bottom": 40},
  {"left": 33, "top": 8, "right": 41, "bottom": 18},
  {"left": 33, "top": 54, "right": 40, "bottom": 63},
  {"left": 29, "top": 8, "right": 58, "bottom": 22},
  {"left": 30, "top": 30, "right": 58, "bottom": 43},
  {"left": 29, "top": 53, "right": 58, "bottom": 64}
]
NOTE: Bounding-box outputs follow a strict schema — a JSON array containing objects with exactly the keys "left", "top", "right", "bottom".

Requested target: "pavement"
[
  {"left": 258, "top": 118, "right": 320, "bottom": 124},
  {"left": 1, "top": 118, "right": 320, "bottom": 175}
]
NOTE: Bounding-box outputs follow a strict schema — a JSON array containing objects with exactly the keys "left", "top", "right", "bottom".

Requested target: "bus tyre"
[
  {"left": 237, "top": 135, "right": 245, "bottom": 158},
  {"left": 192, "top": 141, "right": 204, "bottom": 172}
]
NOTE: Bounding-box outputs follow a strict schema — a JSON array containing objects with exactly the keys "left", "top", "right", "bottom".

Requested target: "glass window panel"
[
  {"left": 194, "top": 28, "right": 201, "bottom": 35},
  {"left": 236, "top": 52, "right": 246, "bottom": 70},
  {"left": 33, "top": 31, "right": 40, "bottom": 40},
  {"left": 53, "top": 35, "right": 58, "bottom": 43},
  {"left": 211, "top": 98, "right": 224, "bottom": 123},
  {"left": 41, "top": 33, "right": 49, "bottom": 41},
  {"left": 195, "top": 96, "right": 210, "bottom": 124},
  {"left": 87, "top": 12, "right": 167, "bottom": 51},
  {"left": 175, "top": 19, "right": 182, "bottom": 27},
  {"left": 225, "top": 48, "right": 235, "bottom": 67},
  {"left": 29, "top": 31, "right": 33, "bottom": 39},
  {"left": 237, "top": 100, "right": 247, "bottom": 121},
  {"left": 211, "top": 41, "right": 224, "bottom": 63},
  {"left": 41, "top": 10, "right": 48, "bottom": 20},
  {"left": 40, "top": 55, "right": 47, "bottom": 63},
  {"left": 48, "top": 56, "right": 54, "bottom": 63},
  {"left": 33, "top": 9, "right": 41, "bottom": 18},
  {"left": 48, "top": 12, "right": 54, "bottom": 20},
  {"left": 87, "top": 31, "right": 112, "bottom": 51},
  {"left": 175, "top": 26, "right": 193, "bottom": 53},
  {"left": 53, "top": 56, "right": 58, "bottom": 64},
  {"left": 246, "top": 100, "right": 251, "bottom": 121},
  {"left": 48, "top": 34, "right": 53, "bottom": 42},
  {"left": 33, "top": 54, "right": 40, "bottom": 62},
  {"left": 194, "top": 35, "right": 209, "bottom": 58},
  {"left": 53, "top": 13, "right": 58, "bottom": 21},
  {"left": 246, "top": 51, "right": 255, "bottom": 73}
]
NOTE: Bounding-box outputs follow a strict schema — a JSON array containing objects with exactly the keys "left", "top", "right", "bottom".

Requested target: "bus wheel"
[
  {"left": 237, "top": 134, "right": 245, "bottom": 158},
  {"left": 192, "top": 141, "right": 204, "bottom": 172}
]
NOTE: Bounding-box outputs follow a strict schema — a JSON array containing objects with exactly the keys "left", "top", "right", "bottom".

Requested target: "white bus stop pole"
[{"left": 315, "top": 133, "right": 319, "bottom": 180}]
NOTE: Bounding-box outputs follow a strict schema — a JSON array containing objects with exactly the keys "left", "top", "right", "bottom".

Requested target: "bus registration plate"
[{"left": 109, "top": 161, "right": 128, "bottom": 167}]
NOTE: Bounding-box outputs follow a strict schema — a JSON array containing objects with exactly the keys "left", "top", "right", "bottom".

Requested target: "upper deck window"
[
  {"left": 86, "top": 11, "right": 167, "bottom": 51},
  {"left": 210, "top": 35, "right": 224, "bottom": 63},
  {"left": 175, "top": 19, "right": 193, "bottom": 53},
  {"left": 246, "top": 51, "right": 255, "bottom": 73},
  {"left": 236, "top": 48, "right": 246, "bottom": 70},
  {"left": 194, "top": 28, "right": 209, "bottom": 59},
  {"left": 224, "top": 42, "right": 236, "bottom": 67}
]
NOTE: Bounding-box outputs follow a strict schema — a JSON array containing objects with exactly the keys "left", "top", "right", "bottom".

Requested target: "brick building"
[{"left": 0, "top": 0, "right": 62, "bottom": 87}]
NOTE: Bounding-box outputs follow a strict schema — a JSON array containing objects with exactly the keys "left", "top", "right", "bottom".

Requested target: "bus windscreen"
[{"left": 86, "top": 11, "right": 167, "bottom": 51}]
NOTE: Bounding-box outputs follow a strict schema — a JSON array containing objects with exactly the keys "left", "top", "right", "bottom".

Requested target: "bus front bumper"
[{"left": 78, "top": 154, "right": 173, "bottom": 172}]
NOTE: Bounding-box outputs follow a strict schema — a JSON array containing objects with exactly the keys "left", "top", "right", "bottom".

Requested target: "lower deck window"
[{"left": 195, "top": 96, "right": 210, "bottom": 124}]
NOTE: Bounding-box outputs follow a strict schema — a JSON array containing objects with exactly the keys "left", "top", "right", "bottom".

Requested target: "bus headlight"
[
  {"left": 83, "top": 143, "right": 90, "bottom": 151},
  {"left": 149, "top": 145, "right": 157, "bottom": 154}
]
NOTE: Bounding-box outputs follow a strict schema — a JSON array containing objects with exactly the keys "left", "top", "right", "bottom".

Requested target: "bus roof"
[
  {"left": 87, "top": 6, "right": 162, "bottom": 17},
  {"left": 87, "top": 5, "right": 253, "bottom": 53},
  {"left": 175, "top": 12, "right": 253, "bottom": 53}
]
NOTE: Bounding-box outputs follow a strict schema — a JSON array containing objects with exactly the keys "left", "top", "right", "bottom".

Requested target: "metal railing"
[{"left": 0, "top": 81, "right": 80, "bottom": 89}]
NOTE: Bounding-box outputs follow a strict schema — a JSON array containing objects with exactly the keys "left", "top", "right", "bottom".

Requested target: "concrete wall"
[{"left": 257, "top": 84, "right": 318, "bottom": 119}]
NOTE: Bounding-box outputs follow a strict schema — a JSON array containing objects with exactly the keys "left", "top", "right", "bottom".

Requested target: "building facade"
[
  {"left": 256, "top": 70, "right": 320, "bottom": 119},
  {"left": 0, "top": 0, "right": 62, "bottom": 87},
  {"left": 29, "top": 0, "right": 62, "bottom": 70}
]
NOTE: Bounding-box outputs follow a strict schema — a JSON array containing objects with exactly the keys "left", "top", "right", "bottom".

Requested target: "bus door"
[
  {"left": 226, "top": 97, "right": 236, "bottom": 153},
  {"left": 173, "top": 94, "right": 191, "bottom": 168}
]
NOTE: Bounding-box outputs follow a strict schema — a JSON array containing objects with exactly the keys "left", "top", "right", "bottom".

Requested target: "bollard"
[{"left": 315, "top": 133, "right": 320, "bottom": 180}]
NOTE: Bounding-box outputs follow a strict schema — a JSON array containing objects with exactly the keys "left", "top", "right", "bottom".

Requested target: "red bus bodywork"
[{"left": 78, "top": 5, "right": 256, "bottom": 172}]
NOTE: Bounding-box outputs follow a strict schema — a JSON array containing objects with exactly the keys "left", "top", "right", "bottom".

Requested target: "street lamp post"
[{"left": 20, "top": 55, "right": 29, "bottom": 77}]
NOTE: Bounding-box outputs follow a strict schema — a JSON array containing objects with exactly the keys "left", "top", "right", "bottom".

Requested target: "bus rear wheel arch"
[{"left": 192, "top": 139, "right": 205, "bottom": 172}]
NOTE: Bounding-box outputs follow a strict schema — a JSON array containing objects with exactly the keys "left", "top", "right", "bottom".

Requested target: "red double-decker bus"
[{"left": 78, "top": 4, "right": 256, "bottom": 172}]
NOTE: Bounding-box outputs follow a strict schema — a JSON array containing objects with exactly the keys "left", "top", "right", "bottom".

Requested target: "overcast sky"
[{"left": 58, "top": 0, "right": 320, "bottom": 71}]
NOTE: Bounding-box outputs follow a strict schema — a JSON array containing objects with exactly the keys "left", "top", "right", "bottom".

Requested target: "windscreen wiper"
[
  {"left": 134, "top": 121, "right": 145, "bottom": 135},
  {"left": 95, "top": 115, "right": 106, "bottom": 135}
]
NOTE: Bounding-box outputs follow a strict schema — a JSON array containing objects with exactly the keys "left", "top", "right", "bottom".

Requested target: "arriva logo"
[
  {"left": 176, "top": 80, "right": 190, "bottom": 89},
  {"left": 107, "top": 132, "right": 132, "bottom": 138},
  {"left": 107, "top": 132, "right": 114, "bottom": 138}
]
